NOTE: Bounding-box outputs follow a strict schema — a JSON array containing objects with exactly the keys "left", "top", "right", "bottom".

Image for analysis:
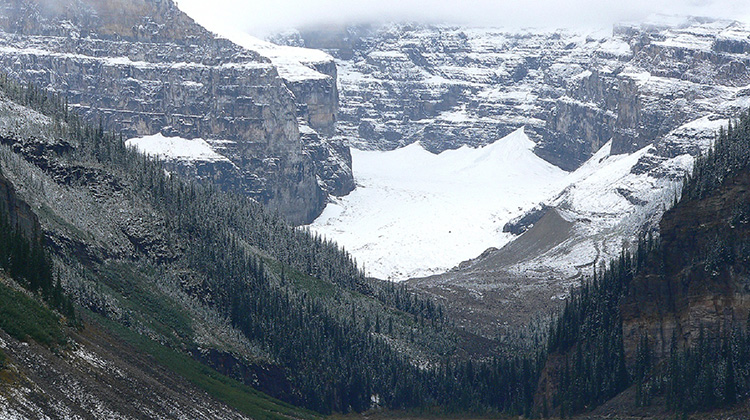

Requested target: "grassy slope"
[
  {"left": 0, "top": 280, "right": 66, "bottom": 347},
  {"left": 0, "top": 271, "right": 317, "bottom": 419},
  {"left": 91, "top": 312, "right": 319, "bottom": 420}
]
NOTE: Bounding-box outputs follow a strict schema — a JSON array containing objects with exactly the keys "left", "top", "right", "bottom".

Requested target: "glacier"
[
  {"left": 310, "top": 114, "right": 727, "bottom": 282},
  {"left": 309, "top": 128, "right": 568, "bottom": 280}
]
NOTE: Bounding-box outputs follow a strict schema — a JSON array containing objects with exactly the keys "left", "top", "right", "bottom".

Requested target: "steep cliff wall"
[
  {"left": 0, "top": 0, "right": 329, "bottom": 224},
  {"left": 0, "top": 163, "right": 38, "bottom": 238},
  {"left": 217, "top": 33, "right": 354, "bottom": 198},
  {"left": 283, "top": 19, "right": 750, "bottom": 173},
  {"left": 621, "top": 168, "right": 750, "bottom": 362}
]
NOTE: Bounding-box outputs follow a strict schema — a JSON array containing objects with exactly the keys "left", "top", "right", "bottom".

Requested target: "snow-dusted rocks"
[
  {"left": 189, "top": 29, "right": 354, "bottom": 198},
  {"left": 408, "top": 115, "right": 727, "bottom": 334},
  {"left": 292, "top": 18, "right": 750, "bottom": 279},
  {"left": 0, "top": 0, "right": 345, "bottom": 224},
  {"left": 284, "top": 18, "right": 750, "bottom": 170}
]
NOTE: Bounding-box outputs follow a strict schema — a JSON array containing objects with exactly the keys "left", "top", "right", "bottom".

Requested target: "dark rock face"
[
  {"left": 286, "top": 60, "right": 339, "bottom": 136},
  {"left": 0, "top": 163, "right": 38, "bottom": 238},
  {"left": 502, "top": 204, "right": 548, "bottom": 235},
  {"left": 0, "top": 0, "right": 330, "bottom": 224},
  {"left": 191, "top": 347, "right": 295, "bottom": 406},
  {"left": 300, "top": 127, "right": 354, "bottom": 196},
  {"left": 621, "top": 169, "right": 750, "bottom": 362},
  {"left": 280, "top": 57, "right": 354, "bottom": 198}
]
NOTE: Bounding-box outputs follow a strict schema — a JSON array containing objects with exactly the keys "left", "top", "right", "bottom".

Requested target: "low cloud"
[{"left": 174, "top": 0, "right": 750, "bottom": 36}]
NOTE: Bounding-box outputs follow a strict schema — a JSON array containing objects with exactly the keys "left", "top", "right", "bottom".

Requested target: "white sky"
[{"left": 174, "top": 0, "right": 750, "bottom": 36}]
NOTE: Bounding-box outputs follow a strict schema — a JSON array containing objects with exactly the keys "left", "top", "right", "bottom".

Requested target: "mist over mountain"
[
  {"left": 0, "top": 0, "right": 750, "bottom": 418},
  {"left": 174, "top": 0, "right": 750, "bottom": 36}
]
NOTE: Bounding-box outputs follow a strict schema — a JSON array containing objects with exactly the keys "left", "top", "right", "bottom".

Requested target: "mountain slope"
[
  {"left": 0, "top": 159, "right": 308, "bottom": 419},
  {"left": 0, "top": 73, "right": 478, "bottom": 415},
  {"left": 0, "top": 0, "right": 353, "bottom": 224},
  {"left": 535, "top": 113, "right": 750, "bottom": 418},
  {"left": 0, "top": 300, "right": 309, "bottom": 420},
  {"left": 406, "top": 117, "right": 721, "bottom": 334}
]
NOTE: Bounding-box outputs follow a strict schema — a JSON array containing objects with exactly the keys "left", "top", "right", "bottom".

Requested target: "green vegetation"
[
  {"left": 0, "top": 281, "right": 65, "bottom": 347},
  {"left": 94, "top": 313, "right": 319, "bottom": 420},
  {"left": 544, "top": 246, "right": 644, "bottom": 416},
  {"left": 682, "top": 110, "right": 750, "bottom": 201},
  {"left": 543, "top": 112, "right": 750, "bottom": 417},
  {"left": 96, "top": 262, "right": 194, "bottom": 347},
  {"left": 661, "top": 324, "right": 750, "bottom": 412},
  {"left": 0, "top": 73, "right": 455, "bottom": 413},
  {"left": 0, "top": 177, "right": 76, "bottom": 321},
  {"left": 0, "top": 67, "right": 544, "bottom": 417},
  {"left": 656, "top": 111, "right": 750, "bottom": 413}
]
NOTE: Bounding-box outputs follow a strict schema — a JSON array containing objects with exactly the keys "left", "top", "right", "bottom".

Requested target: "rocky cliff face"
[
  {"left": 621, "top": 168, "right": 750, "bottom": 362},
  {"left": 0, "top": 0, "right": 349, "bottom": 224},
  {"left": 0, "top": 164, "right": 38, "bottom": 238},
  {"left": 228, "top": 35, "right": 354, "bottom": 198},
  {"left": 283, "top": 19, "right": 750, "bottom": 174}
]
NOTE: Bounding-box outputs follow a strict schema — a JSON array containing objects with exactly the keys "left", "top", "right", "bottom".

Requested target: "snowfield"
[
  {"left": 219, "top": 31, "right": 334, "bottom": 82},
  {"left": 310, "top": 115, "right": 727, "bottom": 282},
  {"left": 309, "top": 128, "right": 568, "bottom": 280},
  {"left": 125, "top": 133, "right": 230, "bottom": 162}
]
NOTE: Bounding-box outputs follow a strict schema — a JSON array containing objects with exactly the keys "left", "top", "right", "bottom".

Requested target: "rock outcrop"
[
  {"left": 621, "top": 168, "right": 750, "bottom": 362},
  {"left": 231, "top": 36, "right": 354, "bottom": 197},
  {"left": 0, "top": 162, "right": 38, "bottom": 238},
  {"left": 0, "top": 0, "right": 339, "bottom": 224},
  {"left": 283, "top": 19, "right": 750, "bottom": 171}
]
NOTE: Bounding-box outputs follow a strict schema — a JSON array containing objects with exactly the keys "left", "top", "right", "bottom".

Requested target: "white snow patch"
[
  {"left": 555, "top": 141, "right": 655, "bottom": 217},
  {"left": 597, "top": 38, "right": 632, "bottom": 56},
  {"left": 215, "top": 31, "right": 333, "bottom": 82},
  {"left": 438, "top": 105, "right": 472, "bottom": 122},
  {"left": 478, "top": 87, "right": 537, "bottom": 103},
  {"left": 571, "top": 69, "right": 593, "bottom": 81},
  {"left": 298, "top": 124, "right": 318, "bottom": 135},
  {"left": 74, "top": 348, "right": 108, "bottom": 370},
  {"left": 621, "top": 69, "right": 652, "bottom": 84},
  {"left": 181, "top": 80, "right": 204, "bottom": 88},
  {"left": 679, "top": 115, "right": 729, "bottom": 133},
  {"left": 652, "top": 33, "right": 714, "bottom": 50},
  {"left": 514, "top": 114, "right": 727, "bottom": 278},
  {"left": 309, "top": 128, "right": 568, "bottom": 281},
  {"left": 370, "top": 50, "right": 409, "bottom": 60},
  {"left": 125, "top": 133, "right": 230, "bottom": 163}
]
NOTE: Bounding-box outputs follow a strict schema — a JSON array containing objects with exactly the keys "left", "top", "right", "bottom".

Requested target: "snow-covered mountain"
[
  {"left": 274, "top": 17, "right": 750, "bottom": 332},
  {"left": 310, "top": 128, "right": 567, "bottom": 280}
]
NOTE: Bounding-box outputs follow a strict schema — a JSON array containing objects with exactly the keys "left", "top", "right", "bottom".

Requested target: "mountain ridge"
[{"left": 0, "top": 0, "right": 355, "bottom": 225}]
